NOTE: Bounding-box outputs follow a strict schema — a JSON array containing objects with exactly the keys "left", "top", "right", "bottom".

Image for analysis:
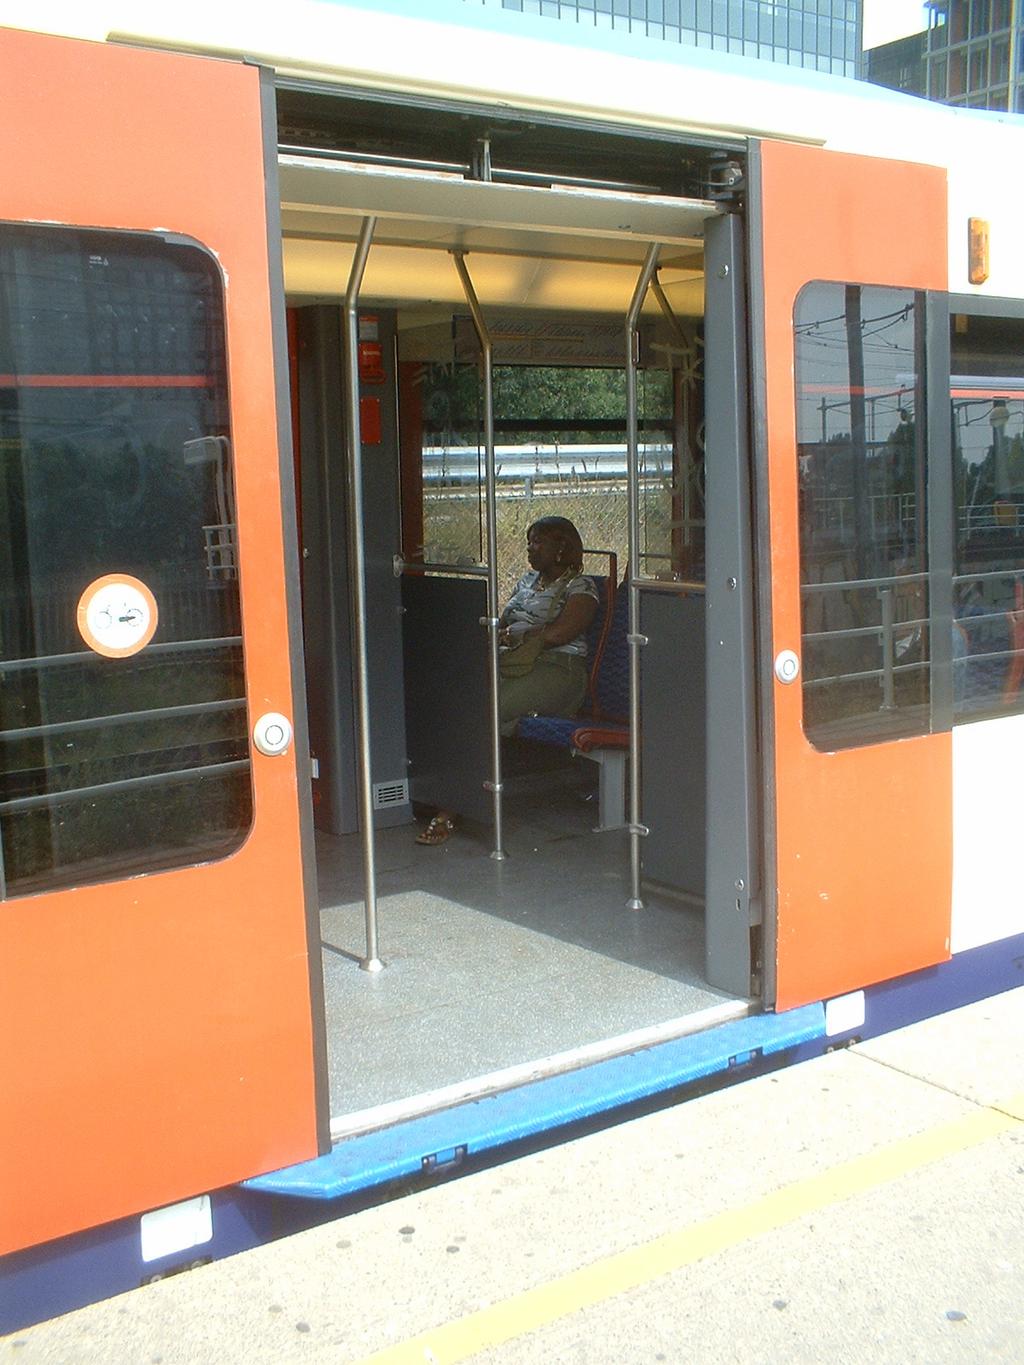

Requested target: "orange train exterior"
[
  {"left": 0, "top": 29, "right": 323, "bottom": 1257},
  {"left": 2, "top": 9, "right": 1023, "bottom": 1335},
  {"left": 755, "top": 140, "right": 953, "bottom": 1011}
]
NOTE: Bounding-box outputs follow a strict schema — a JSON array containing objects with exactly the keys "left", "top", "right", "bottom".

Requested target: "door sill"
[{"left": 328, "top": 997, "right": 751, "bottom": 1142}]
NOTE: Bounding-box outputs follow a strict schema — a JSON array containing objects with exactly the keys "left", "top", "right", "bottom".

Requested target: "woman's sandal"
[{"left": 415, "top": 814, "right": 455, "bottom": 846}]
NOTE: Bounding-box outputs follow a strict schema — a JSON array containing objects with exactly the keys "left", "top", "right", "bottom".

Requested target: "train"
[{"left": 3, "top": 0, "right": 1024, "bottom": 1331}]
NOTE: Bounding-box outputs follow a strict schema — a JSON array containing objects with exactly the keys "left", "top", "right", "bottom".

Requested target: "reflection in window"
[
  {"left": 951, "top": 311, "right": 1024, "bottom": 720},
  {"left": 795, "top": 283, "right": 929, "bottom": 749},
  {"left": 0, "top": 226, "right": 251, "bottom": 897}
]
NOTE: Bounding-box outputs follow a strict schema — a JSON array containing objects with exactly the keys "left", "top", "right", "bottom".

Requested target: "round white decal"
[{"left": 76, "top": 574, "right": 159, "bottom": 659}]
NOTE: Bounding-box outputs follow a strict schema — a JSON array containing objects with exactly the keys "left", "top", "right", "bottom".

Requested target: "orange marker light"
[{"left": 968, "top": 217, "right": 990, "bottom": 285}]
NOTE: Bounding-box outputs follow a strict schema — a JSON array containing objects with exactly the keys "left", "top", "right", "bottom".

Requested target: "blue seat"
[{"left": 516, "top": 575, "right": 631, "bottom": 830}]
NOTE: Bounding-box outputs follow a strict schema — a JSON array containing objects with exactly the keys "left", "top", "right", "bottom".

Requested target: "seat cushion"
[
  {"left": 570, "top": 724, "right": 629, "bottom": 753},
  {"left": 516, "top": 715, "right": 578, "bottom": 747}
]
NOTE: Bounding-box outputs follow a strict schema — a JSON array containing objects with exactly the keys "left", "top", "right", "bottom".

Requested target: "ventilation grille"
[{"left": 373, "top": 779, "right": 409, "bottom": 810}]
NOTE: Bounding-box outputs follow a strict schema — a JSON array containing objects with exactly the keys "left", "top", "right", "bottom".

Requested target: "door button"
[
  {"left": 774, "top": 650, "right": 800, "bottom": 684},
  {"left": 253, "top": 712, "right": 293, "bottom": 756}
]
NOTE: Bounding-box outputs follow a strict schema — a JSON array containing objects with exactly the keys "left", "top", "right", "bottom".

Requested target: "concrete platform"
[{"left": 4, "top": 987, "right": 1024, "bottom": 1363}]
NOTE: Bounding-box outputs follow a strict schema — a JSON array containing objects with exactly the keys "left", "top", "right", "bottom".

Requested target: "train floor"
[
  {"left": 317, "top": 754, "right": 736, "bottom": 1125},
  {"left": 10, "top": 987, "right": 1024, "bottom": 1361}
]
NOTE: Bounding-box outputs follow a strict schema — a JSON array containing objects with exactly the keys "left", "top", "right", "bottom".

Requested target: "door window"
[
  {"left": 951, "top": 310, "right": 1024, "bottom": 718},
  {"left": 0, "top": 225, "right": 252, "bottom": 897},
  {"left": 794, "top": 282, "right": 930, "bottom": 749}
]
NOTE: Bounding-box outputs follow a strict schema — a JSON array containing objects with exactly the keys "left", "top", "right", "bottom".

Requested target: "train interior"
[{"left": 278, "top": 102, "right": 754, "bottom": 1133}]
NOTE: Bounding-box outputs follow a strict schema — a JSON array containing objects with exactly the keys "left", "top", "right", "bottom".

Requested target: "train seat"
[{"left": 516, "top": 573, "right": 630, "bottom": 830}]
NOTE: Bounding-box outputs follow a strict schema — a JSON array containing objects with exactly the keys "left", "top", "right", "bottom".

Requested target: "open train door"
[
  {"left": 0, "top": 28, "right": 326, "bottom": 1257},
  {"left": 749, "top": 140, "right": 953, "bottom": 1012}
]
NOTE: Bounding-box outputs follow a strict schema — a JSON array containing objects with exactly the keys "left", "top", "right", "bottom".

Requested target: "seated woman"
[{"left": 417, "top": 515, "right": 599, "bottom": 845}]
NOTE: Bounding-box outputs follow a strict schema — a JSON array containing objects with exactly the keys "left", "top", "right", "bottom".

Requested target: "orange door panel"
[
  {"left": 0, "top": 29, "right": 322, "bottom": 1254},
  {"left": 754, "top": 140, "right": 952, "bottom": 1010}
]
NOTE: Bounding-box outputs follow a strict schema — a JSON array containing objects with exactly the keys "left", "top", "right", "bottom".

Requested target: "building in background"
[
  {"left": 864, "top": 28, "right": 928, "bottom": 94},
  {"left": 462, "top": 1, "right": 863, "bottom": 75},
  {"left": 865, "top": 1, "right": 1024, "bottom": 110}
]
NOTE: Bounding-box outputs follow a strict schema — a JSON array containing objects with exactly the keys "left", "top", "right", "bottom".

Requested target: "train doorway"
[{"left": 282, "top": 155, "right": 760, "bottom": 1133}]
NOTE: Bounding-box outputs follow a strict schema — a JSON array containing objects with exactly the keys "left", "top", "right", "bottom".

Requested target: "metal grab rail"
[
  {"left": 342, "top": 216, "right": 384, "bottom": 974},
  {"left": 625, "top": 243, "right": 661, "bottom": 913},
  {"left": 451, "top": 250, "right": 506, "bottom": 862},
  {"left": 801, "top": 571, "right": 928, "bottom": 594},
  {"left": 0, "top": 758, "right": 250, "bottom": 814},
  {"left": 801, "top": 573, "right": 930, "bottom": 712},
  {"left": 632, "top": 577, "right": 706, "bottom": 596},
  {"left": 393, "top": 557, "right": 489, "bottom": 578},
  {"left": 0, "top": 696, "right": 245, "bottom": 744},
  {"left": 0, "top": 635, "right": 242, "bottom": 673}
]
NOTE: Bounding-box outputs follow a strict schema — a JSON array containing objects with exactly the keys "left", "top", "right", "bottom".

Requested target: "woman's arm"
[{"left": 539, "top": 591, "right": 597, "bottom": 648}]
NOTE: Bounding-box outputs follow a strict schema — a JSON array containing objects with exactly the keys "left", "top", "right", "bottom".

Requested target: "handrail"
[
  {"left": 393, "top": 557, "right": 489, "bottom": 578},
  {"left": 342, "top": 215, "right": 384, "bottom": 974},
  {"left": 0, "top": 758, "right": 250, "bottom": 814},
  {"left": 0, "top": 697, "right": 245, "bottom": 744},
  {"left": 0, "top": 635, "right": 242, "bottom": 673},
  {"left": 452, "top": 249, "right": 506, "bottom": 863},
  {"left": 632, "top": 577, "right": 706, "bottom": 596},
  {"left": 801, "top": 572, "right": 927, "bottom": 594},
  {"left": 625, "top": 242, "right": 661, "bottom": 913}
]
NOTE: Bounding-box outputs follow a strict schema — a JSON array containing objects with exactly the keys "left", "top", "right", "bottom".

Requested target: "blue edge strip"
[
  {"left": 245, "top": 1005, "right": 825, "bottom": 1200},
  {"left": 247, "top": 929, "right": 1024, "bottom": 1201}
]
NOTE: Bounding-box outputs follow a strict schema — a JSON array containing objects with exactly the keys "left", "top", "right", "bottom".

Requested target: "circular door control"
[
  {"left": 253, "top": 712, "right": 293, "bottom": 757},
  {"left": 774, "top": 650, "right": 800, "bottom": 684}
]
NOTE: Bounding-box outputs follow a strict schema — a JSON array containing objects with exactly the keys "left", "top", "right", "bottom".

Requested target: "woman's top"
[{"left": 501, "top": 571, "right": 599, "bottom": 657}]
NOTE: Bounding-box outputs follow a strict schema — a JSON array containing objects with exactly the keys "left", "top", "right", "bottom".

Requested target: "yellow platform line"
[{"left": 352, "top": 1095, "right": 1024, "bottom": 1365}]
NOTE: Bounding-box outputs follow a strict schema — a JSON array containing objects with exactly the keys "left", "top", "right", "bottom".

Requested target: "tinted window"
[
  {"left": 0, "top": 225, "right": 251, "bottom": 897},
  {"left": 951, "top": 311, "right": 1024, "bottom": 719},
  {"left": 795, "top": 283, "right": 929, "bottom": 749}
]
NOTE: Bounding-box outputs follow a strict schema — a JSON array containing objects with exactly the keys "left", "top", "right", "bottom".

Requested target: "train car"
[{"left": 3, "top": 0, "right": 1024, "bottom": 1330}]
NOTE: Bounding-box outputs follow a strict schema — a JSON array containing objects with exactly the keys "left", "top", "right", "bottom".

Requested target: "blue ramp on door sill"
[{"left": 245, "top": 1004, "right": 825, "bottom": 1200}]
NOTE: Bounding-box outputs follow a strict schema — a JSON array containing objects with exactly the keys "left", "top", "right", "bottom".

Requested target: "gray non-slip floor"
[{"left": 317, "top": 759, "right": 737, "bottom": 1120}]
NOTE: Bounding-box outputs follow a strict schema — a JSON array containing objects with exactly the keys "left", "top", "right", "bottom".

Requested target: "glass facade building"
[
  {"left": 921, "top": 0, "right": 1024, "bottom": 110},
  {"left": 464, "top": 1, "right": 863, "bottom": 75}
]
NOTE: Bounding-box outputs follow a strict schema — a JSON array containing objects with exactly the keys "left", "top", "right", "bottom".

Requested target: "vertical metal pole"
[
  {"left": 343, "top": 217, "right": 384, "bottom": 972},
  {"left": 452, "top": 250, "right": 506, "bottom": 860},
  {"left": 625, "top": 243, "right": 661, "bottom": 911},
  {"left": 878, "top": 586, "right": 896, "bottom": 711},
  {"left": 652, "top": 274, "right": 688, "bottom": 351},
  {"left": 1008, "top": 0, "right": 1019, "bottom": 114}
]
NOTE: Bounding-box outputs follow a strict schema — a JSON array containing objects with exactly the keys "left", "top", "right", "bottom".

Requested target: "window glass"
[
  {"left": 795, "top": 283, "right": 929, "bottom": 750},
  {"left": 949, "top": 47, "right": 966, "bottom": 95},
  {"left": 0, "top": 225, "right": 251, "bottom": 897},
  {"left": 399, "top": 313, "right": 699, "bottom": 596},
  {"left": 969, "top": 43, "right": 989, "bottom": 88},
  {"left": 951, "top": 312, "right": 1024, "bottom": 719},
  {"left": 991, "top": 37, "right": 1010, "bottom": 83}
]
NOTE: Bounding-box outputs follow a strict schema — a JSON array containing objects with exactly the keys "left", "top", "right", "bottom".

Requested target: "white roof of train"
[
  {"left": 5, "top": 0, "right": 1024, "bottom": 297},
  {"left": 4, "top": 0, "right": 1021, "bottom": 156}
]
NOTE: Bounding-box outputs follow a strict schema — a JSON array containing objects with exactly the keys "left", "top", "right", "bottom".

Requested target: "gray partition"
[
  {"left": 296, "top": 305, "right": 412, "bottom": 835},
  {"left": 402, "top": 575, "right": 492, "bottom": 824},
  {"left": 640, "top": 587, "right": 706, "bottom": 897}
]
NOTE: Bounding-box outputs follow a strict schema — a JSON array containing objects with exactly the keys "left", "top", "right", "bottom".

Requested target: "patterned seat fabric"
[
  {"left": 516, "top": 714, "right": 578, "bottom": 746},
  {"left": 515, "top": 576, "right": 630, "bottom": 748}
]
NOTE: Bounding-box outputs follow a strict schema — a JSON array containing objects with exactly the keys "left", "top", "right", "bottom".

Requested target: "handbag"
[
  {"left": 499, "top": 574, "right": 571, "bottom": 680},
  {"left": 499, "top": 631, "right": 546, "bottom": 679}
]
